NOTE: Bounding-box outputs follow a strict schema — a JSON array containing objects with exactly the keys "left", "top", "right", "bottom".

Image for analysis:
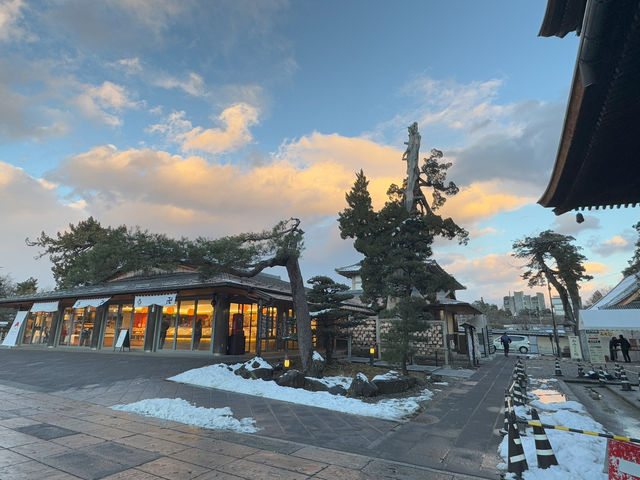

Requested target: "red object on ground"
[{"left": 609, "top": 439, "right": 640, "bottom": 480}]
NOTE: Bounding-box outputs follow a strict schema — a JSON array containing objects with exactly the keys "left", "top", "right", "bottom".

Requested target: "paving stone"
[
  {"left": 312, "top": 464, "right": 383, "bottom": 480},
  {"left": 0, "top": 449, "right": 31, "bottom": 468},
  {"left": 83, "top": 440, "right": 161, "bottom": 467},
  {"left": 41, "top": 450, "right": 130, "bottom": 480},
  {"left": 51, "top": 433, "right": 106, "bottom": 449},
  {"left": 291, "top": 446, "right": 370, "bottom": 469},
  {"left": 113, "top": 433, "right": 188, "bottom": 455},
  {"left": 216, "top": 458, "right": 308, "bottom": 480},
  {"left": 170, "top": 448, "right": 236, "bottom": 469},
  {"left": 11, "top": 439, "right": 72, "bottom": 459},
  {"left": 101, "top": 468, "right": 165, "bottom": 479},
  {"left": 245, "top": 450, "right": 326, "bottom": 475},
  {"left": 14, "top": 423, "right": 78, "bottom": 440},
  {"left": 137, "top": 457, "right": 209, "bottom": 479}
]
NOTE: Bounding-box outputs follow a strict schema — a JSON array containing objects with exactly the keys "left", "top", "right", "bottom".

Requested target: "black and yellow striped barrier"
[{"left": 516, "top": 419, "right": 640, "bottom": 444}]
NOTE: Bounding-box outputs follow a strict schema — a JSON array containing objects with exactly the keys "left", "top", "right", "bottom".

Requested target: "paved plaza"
[{"left": 0, "top": 349, "right": 525, "bottom": 479}]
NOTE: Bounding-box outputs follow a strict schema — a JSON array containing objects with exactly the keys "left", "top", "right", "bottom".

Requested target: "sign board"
[
  {"left": 568, "top": 335, "right": 583, "bottom": 360},
  {"left": 585, "top": 329, "right": 606, "bottom": 363},
  {"left": 114, "top": 329, "right": 130, "bottom": 350},
  {"left": 1, "top": 311, "right": 28, "bottom": 347},
  {"left": 608, "top": 438, "right": 640, "bottom": 479}
]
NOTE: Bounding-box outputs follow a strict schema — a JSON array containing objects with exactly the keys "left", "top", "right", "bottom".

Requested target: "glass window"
[
  {"left": 71, "top": 308, "right": 85, "bottom": 346},
  {"left": 58, "top": 308, "right": 73, "bottom": 346},
  {"left": 103, "top": 305, "right": 119, "bottom": 348},
  {"left": 22, "top": 312, "right": 36, "bottom": 344},
  {"left": 176, "top": 300, "right": 195, "bottom": 350},
  {"left": 83, "top": 308, "right": 96, "bottom": 347},
  {"left": 230, "top": 303, "right": 258, "bottom": 353},
  {"left": 159, "top": 304, "right": 177, "bottom": 350},
  {"left": 132, "top": 306, "right": 148, "bottom": 350},
  {"left": 195, "top": 299, "right": 213, "bottom": 351}
]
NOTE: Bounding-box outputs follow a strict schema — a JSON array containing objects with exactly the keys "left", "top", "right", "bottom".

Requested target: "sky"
[{"left": 0, "top": 0, "right": 638, "bottom": 306}]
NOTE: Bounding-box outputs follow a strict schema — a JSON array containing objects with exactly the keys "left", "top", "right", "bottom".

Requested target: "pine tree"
[
  {"left": 338, "top": 137, "right": 467, "bottom": 374},
  {"left": 306, "top": 276, "right": 362, "bottom": 364}
]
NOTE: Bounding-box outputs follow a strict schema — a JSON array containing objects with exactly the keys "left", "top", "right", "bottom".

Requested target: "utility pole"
[{"left": 547, "top": 281, "right": 561, "bottom": 357}]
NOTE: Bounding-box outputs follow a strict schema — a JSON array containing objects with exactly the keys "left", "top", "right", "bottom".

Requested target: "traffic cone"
[
  {"left": 512, "top": 381, "right": 523, "bottom": 405},
  {"left": 614, "top": 363, "right": 621, "bottom": 379},
  {"left": 500, "top": 390, "right": 511, "bottom": 435},
  {"left": 577, "top": 363, "right": 584, "bottom": 377},
  {"left": 554, "top": 360, "right": 563, "bottom": 376},
  {"left": 507, "top": 411, "right": 528, "bottom": 476},
  {"left": 530, "top": 408, "right": 558, "bottom": 469},
  {"left": 620, "top": 368, "right": 634, "bottom": 392},
  {"left": 519, "top": 377, "right": 528, "bottom": 404},
  {"left": 598, "top": 366, "right": 607, "bottom": 385}
]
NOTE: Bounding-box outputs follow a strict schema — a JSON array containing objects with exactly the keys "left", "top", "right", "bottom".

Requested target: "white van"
[{"left": 489, "top": 335, "right": 531, "bottom": 354}]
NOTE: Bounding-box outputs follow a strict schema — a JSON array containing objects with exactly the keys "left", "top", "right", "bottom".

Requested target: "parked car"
[{"left": 489, "top": 335, "right": 531, "bottom": 354}]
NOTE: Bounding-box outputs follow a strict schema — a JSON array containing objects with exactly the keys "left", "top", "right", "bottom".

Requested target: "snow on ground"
[
  {"left": 111, "top": 398, "right": 259, "bottom": 433},
  {"left": 309, "top": 375, "right": 352, "bottom": 388},
  {"left": 499, "top": 380, "right": 608, "bottom": 480},
  {"left": 168, "top": 360, "right": 433, "bottom": 421}
]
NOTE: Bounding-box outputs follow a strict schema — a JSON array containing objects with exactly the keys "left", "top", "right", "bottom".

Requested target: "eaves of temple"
[{"left": 538, "top": 0, "right": 640, "bottom": 215}]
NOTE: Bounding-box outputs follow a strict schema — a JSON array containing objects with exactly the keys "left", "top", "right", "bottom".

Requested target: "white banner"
[
  {"left": 134, "top": 293, "right": 177, "bottom": 308},
  {"left": 1, "top": 311, "right": 28, "bottom": 347},
  {"left": 30, "top": 301, "right": 59, "bottom": 313},
  {"left": 72, "top": 297, "right": 111, "bottom": 309}
]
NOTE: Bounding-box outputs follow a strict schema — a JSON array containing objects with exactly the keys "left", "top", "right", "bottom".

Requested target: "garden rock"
[
  {"left": 328, "top": 385, "right": 348, "bottom": 396},
  {"left": 348, "top": 373, "right": 378, "bottom": 397},
  {"left": 234, "top": 359, "right": 273, "bottom": 381},
  {"left": 276, "top": 369, "right": 306, "bottom": 389},
  {"left": 304, "top": 377, "right": 330, "bottom": 392},
  {"left": 372, "top": 374, "right": 417, "bottom": 394}
]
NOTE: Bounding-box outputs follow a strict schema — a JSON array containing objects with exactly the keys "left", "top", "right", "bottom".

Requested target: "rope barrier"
[{"left": 515, "top": 419, "right": 640, "bottom": 445}]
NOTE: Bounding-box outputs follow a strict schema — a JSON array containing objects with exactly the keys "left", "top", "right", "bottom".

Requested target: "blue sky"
[{"left": 0, "top": 0, "right": 637, "bottom": 306}]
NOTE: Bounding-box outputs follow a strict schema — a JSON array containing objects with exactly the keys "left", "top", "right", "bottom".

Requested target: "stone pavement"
[{"left": 0, "top": 349, "right": 514, "bottom": 479}]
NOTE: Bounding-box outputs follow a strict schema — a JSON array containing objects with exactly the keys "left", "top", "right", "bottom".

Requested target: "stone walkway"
[{"left": 0, "top": 349, "right": 513, "bottom": 479}]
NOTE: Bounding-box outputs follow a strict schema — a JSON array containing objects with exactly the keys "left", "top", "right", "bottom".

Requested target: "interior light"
[{"left": 284, "top": 358, "right": 290, "bottom": 369}]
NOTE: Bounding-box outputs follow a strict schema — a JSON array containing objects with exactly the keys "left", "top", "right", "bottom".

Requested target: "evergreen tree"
[
  {"left": 306, "top": 276, "right": 362, "bottom": 364},
  {"left": 15, "top": 277, "right": 38, "bottom": 295},
  {"left": 338, "top": 140, "right": 467, "bottom": 374},
  {"left": 512, "top": 230, "right": 592, "bottom": 335},
  {"left": 623, "top": 221, "right": 640, "bottom": 276}
]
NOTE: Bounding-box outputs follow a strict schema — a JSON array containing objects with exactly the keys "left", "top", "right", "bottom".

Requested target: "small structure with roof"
[
  {"left": 336, "top": 261, "right": 484, "bottom": 367},
  {"left": 579, "top": 273, "right": 640, "bottom": 361}
]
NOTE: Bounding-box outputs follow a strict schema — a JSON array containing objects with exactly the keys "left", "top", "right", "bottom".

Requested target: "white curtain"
[
  {"left": 72, "top": 297, "right": 111, "bottom": 309},
  {"left": 134, "top": 293, "right": 177, "bottom": 308},
  {"left": 30, "top": 301, "right": 59, "bottom": 313}
]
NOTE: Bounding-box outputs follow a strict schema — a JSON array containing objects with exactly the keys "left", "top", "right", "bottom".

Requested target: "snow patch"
[
  {"left": 169, "top": 363, "right": 431, "bottom": 421},
  {"left": 312, "top": 351, "right": 324, "bottom": 361},
  {"left": 242, "top": 356, "right": 272, "bottom": 371},
  {"left": 111, "top": 398, "right": 259, "bottom": 433}
]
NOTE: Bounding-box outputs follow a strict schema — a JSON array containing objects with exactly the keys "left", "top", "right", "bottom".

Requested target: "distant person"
[
  {"left": 159, "top": 318, "right": 170, "bottom": 348},
  {"left": 609, "top": 336, "right": 619, "bottom": 362},
  {"left": 619, "top": 334, "right": 631, "bottom": 363},
  {"left": 193, "top": 318, "right": 202, "bottom": 349},
  {"left": 500, "top": 333, "right": 511, "bottom": 357}
]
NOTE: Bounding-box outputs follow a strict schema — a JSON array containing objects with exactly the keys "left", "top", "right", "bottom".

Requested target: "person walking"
[
  {"left": 619, "top": 334, "right": 631, "bottom": 363},
  {"left": 609, "top": 336, "right": 619, "bottom": 362},
  {"left": 500, "top": 333, "right": 511, "bottom": 357}
]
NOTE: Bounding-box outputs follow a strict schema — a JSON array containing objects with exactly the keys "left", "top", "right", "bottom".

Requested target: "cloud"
[
  {"left": 154, "top": 72, "right": 206, "bottom": 97},
  {"left": 148, "top": 104, "right": 260, "bottom": 154},
  {"left": 0, "top": 161, "right": 83, "bottom": 288},
  {"left": 551, "top": 213, "right": 601, "bottom": 234},
  {"left": 591, "top": 234, "right": 635, "bottom": 257},
  {"left": 72, "top": 81, "right": 138, "bottom": 126},
  {"left": 583, "top": 262, "right": 609, "bottom": 275},
  {"left": 440, "top": 252, "right": 536, "bottom": 304},
  {"left": 107, "top": 0, "right": 186, "bottom": 34},
  {"left": 439, "top": 181, "right": 535, "bottom": 224},
  {"left": 0, "top": 0, "right": 31, "bottom": 42},
  {"left": 110, "top": 57, "right": 142, "bottom": 74}
]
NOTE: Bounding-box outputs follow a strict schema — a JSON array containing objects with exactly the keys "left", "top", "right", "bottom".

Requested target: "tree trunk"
[
  {"left": 286, "top": 255, "right": 313, "bottom": 373},
  {"left": 567, "top": 284, "right": 582, "bottom": 336}
]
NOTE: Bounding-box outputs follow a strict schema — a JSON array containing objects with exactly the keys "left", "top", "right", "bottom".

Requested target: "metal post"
[{"left": 547, "top": 281, "right": 561, "bottom": 357}]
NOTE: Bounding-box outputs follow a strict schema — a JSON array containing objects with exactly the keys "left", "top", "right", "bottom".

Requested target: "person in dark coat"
[
  {"left": 500, "top": 333, "right": 511, "bottom": 357},
  {"left": 619, "top": 334, "right": 631, "bottom": 363},
  {"left": 609, "top": 336, "right": 619, "bottom": 362}
]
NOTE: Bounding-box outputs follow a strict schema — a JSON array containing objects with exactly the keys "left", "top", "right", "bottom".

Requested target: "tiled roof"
[{"left": 0, "top": 271, "right": 293, "bottom": 306}]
